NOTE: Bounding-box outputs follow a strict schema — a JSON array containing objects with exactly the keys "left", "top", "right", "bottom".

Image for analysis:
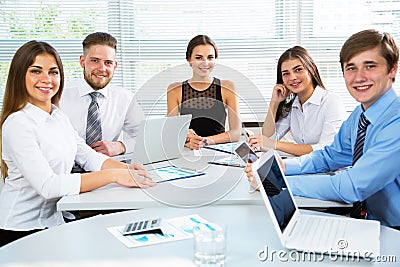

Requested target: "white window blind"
[
  {"left": 1, "top": 0, "right": 400, "bottom": 122},
  {"left": 300, "top": 0, "right": 400, "bottom": 116}
]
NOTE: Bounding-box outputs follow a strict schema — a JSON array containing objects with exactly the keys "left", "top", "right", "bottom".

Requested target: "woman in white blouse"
[
  {"left": 248, "top": 46, "right": 347, "bottom": 156},
  {"left": 0, "top": 41, "right": 156, "bottom": 247}
]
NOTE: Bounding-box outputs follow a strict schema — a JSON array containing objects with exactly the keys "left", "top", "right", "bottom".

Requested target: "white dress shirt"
[
  {"left": 0, "top": 104, "right": 108, "bottom": 230},
  {"left": 60, "top": 79, "right": 145, "bottom": 154},
  {"left": 274, "top": 86, "right": 347, "bottom": 151}
]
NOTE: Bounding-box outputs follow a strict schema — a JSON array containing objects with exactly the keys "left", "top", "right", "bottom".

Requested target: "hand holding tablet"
[{"left": 234, "top": 142, "right": 258, "bottom": 163}]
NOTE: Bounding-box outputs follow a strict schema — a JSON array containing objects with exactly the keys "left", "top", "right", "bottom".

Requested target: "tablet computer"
[{"left": 234, "top": 142, "right": 258, "bottom": 163}]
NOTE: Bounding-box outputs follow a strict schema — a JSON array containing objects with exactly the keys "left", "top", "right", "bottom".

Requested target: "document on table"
[
  {"left": 208, "top": 155, "right": 246, "bottom": 168},
  {"left": 107, "top": 214, "right": 209, "bottom": 248},
  {"left": 203, "top": 142, "right": 239, "bottom": 155},
  {"left": 148, "top": 166, "right": 205, "bottom": 183}
]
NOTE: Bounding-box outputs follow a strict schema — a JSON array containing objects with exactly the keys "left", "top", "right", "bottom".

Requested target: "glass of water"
[{"left": 193, "top": 223, "right": 226, "bottom": 267}]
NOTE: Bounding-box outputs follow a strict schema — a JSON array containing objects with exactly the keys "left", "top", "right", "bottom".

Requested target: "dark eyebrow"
[
  {"left": 90, "top": 57, "right": 115, "bottom": 63},
  {"left": 281, "top": 64, "right": 302, "bottom": 73},
  {"left": 195, "top": 53, "right": 214, "bottom": 57},
  {"left": 344, "top": 62, "right": 355, "bottom": 68},
  {"left": 344, "top": 60, "right": 378, "bottom": 68},
  {"left": 28, "top": 65, "right": 59, "bottom": 70},
  {"left": 29, "top": 65, "right": 43, "bottom": 69},
  {"left": 292, "top": 64, "right": 302, "bottom": 70},
  {"left": 364, "top": 60, "right": 378, "bottom": 65}
]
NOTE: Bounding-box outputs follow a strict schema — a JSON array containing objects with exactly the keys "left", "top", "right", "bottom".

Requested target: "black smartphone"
[{"left": 235, "top": 142, "right": 258, "bottom": 163}]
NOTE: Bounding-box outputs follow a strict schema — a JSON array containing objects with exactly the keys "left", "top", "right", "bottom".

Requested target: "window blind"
[{"left": 1, "top": 0, "right": 399, "bottom": 122}]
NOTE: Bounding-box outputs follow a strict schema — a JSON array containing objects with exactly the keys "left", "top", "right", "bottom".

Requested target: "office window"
[{"left": 1, "top": 0, "right": 399, "bottom": 121}]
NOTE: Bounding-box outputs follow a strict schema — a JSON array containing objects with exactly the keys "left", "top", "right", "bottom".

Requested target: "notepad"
[{"left": 148, "top": 166, "right": 205, "bottom": 183}]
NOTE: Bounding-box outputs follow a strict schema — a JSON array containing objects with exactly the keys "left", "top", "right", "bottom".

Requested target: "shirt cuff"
[
  {"left": 85, "top": 152, "right": 109, "bottom": 172},
  {"left": 284, "top": 157, "right": 302, "bottom": 175},
  {"left": 62, "top": 173, "right": 81, "bottom": 195},
  {"left": 311, "top": 143, "right": 323, "bottom": 151},
  {"left": 118, "top": 131, "right": 136, "bottom": 154}
]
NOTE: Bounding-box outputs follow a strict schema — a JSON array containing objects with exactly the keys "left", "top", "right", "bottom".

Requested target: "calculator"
[{"left": 122, "top": 218, "right": 163, "bottom": 236}]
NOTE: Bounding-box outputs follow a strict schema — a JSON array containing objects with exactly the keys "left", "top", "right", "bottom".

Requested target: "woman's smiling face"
[{"left": 26, "top": 53, "right": 60, "bottom": 112}]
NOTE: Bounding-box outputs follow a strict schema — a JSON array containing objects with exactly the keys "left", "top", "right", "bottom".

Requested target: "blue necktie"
[
  {"left": 350, "top": 113, "right": 370, "bottom": 219},
  {"left": 86, "top": 92, "right": 102, "bottom": 145}
]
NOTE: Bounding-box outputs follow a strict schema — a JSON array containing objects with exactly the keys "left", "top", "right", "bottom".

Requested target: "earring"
[{"left": 189, "top": 63, "right": 192, "bottom": 67}]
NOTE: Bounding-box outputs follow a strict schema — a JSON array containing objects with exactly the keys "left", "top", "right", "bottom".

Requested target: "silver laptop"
[
  {"left": 127, "top": 115, "right": 192, "bottom": 165},
  {"left": 252, "top": 150, "right": 380, "bottom": 258}
]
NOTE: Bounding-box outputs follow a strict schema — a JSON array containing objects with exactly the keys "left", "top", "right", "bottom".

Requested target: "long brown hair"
[
  {"left": 275, "top": 46, "right": 325, "bottom": 121},
  {"left": 0, "top": 40, "right": 64, "bottom": 179}
]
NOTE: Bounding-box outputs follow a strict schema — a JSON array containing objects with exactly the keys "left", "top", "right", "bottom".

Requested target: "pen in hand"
[
  {"left": 187, "top": 129, "right": 206, "bottom": 150},
  {"left": 243, "top": 128, "right": 261, "bottom": 152},
  {"left": 244, "top": 129, "right": 250, "bottom": 138},
  {"left": 192, "top": 130, "right": 208, "bottom": 146}
]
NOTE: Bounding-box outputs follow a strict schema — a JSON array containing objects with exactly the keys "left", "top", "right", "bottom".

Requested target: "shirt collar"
[
  {"left": 362, "top": 88, "right": 398, "bottom": 125},
  {"left": 77, "top": 79, "right": 108, "bottom": 99},
  {"left": 292, "top": 86, "right": 324, "bottom": 109},
  {"left": 23, "top": 103, "right": 60, "bottom": 124}
]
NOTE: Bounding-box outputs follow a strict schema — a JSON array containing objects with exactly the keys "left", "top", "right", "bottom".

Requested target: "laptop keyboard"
[{"left": 295, "top": 216, "right": 348, "bottom": 249}]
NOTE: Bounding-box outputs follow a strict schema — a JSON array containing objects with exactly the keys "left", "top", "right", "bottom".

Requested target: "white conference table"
[
  {"left": 57, "top": 147, "right": 350, "bottom": 211},
  {"left": 0, "top": 205, "right": 398, "bottom": 267}
]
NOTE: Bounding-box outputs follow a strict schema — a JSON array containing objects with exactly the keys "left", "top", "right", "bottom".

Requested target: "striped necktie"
[
  {"left": 86, "top": 92, "right": 102, "bottom": 145},
  {"left": 349, "top": 113, "right": 370, "bottom": 219}
]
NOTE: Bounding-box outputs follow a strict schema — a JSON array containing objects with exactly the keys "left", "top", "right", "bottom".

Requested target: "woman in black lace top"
[{"left": 167, "top": 35, "right": 242, "bottom": 150}]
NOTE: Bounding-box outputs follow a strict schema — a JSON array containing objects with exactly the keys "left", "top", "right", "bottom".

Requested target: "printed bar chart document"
[{"left": 107, "top": 214, "right": 210, "bottom": 248}]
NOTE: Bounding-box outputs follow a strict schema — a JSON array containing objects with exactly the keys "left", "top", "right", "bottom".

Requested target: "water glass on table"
[{"left": 193, "top": 223, "right": 226, "bottom": 267}]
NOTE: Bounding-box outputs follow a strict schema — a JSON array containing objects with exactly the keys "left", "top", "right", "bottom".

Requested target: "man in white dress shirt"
[{"left": 60, "top": 32, "right": 144, "bottom": 159}]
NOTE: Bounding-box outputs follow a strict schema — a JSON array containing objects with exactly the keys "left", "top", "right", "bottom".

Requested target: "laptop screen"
[{"left": 257, "top": 154, "right": 296, "bottom": 232}]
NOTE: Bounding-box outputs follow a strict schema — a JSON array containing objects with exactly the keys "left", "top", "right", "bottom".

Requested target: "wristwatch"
[{"left": 202, "top": 138, "right": 209, "bottom": 146}]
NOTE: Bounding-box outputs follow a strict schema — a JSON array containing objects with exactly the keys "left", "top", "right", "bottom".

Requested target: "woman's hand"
[
  {"left": 185, "top": 129, "right": 205, "bottom": 150},
  {"left": 113, "top": 169, "right": 156, "bottom": 188},
  {"left": 247, "top": 134, "right": 266, "bottom": 152},
  {"left": 129, "top": 162, "right": 146, "bottom": 171},
  {"left": 247, "top": 134, "right": 276, "bottom": 152},
  {"left": 271, "top": 84, "right": 291, "bottom": 103}
]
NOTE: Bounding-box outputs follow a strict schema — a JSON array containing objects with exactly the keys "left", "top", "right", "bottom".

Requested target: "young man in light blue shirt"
[{"left": 247, "top": 29, "right": 400, "bottom": 228}]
